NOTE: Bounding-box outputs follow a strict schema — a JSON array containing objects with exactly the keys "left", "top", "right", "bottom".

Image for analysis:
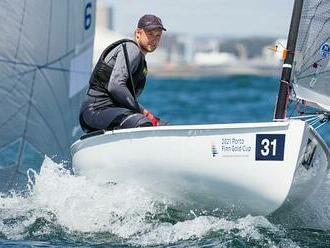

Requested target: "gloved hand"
[{"left": 143, "top": 110, "right": 159, "bottom": 126}]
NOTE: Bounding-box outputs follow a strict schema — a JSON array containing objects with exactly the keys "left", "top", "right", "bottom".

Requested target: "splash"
[
  {"left": 0, "top": 157, "right": 299, "bottom": 247},
  {"left": 1, "top": 157, "right": 164, "bottom": 239},
  {"left": 130, "top": 215, "right": 286, "bottom": 246}
]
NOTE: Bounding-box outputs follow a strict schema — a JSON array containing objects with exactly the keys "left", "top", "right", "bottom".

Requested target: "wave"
[{"left": 0, "top": 157, "right": 305, "bottom": 247}]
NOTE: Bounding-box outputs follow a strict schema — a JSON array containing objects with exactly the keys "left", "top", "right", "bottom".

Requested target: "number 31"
[{"left": 261, "top": 138, "right": 277, "bottom": 156}]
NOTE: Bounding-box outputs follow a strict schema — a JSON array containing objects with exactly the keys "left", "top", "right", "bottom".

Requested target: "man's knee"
[
  {"left": 120, "top": 113, "right": 152, "bottom": 129},
  {"left": 136, "top": 117, "right": 153, "bottom": 127}
]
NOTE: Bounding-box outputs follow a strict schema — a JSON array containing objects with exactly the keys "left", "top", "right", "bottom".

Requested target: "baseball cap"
[{"left": 137, "top": 14, "right": 167, "bottom": 31}]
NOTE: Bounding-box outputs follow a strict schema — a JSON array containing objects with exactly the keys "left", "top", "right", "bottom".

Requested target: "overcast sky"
[{"left": 100, "top": 0, "right": 295, "bottom": 38}]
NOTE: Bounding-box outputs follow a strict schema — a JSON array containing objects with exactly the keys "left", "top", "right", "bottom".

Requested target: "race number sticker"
[
  {"left": 255, "top": 134, "right": 285, "bottom": 161},
  {"left": 212, "top": 135, "right": 254, "bottom": 158}
]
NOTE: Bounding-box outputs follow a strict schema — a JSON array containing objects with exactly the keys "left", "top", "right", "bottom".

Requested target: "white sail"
[
  {"left": 292, "top": 0, "right": 330, "bottom": 111},
  {"left": 0, "top": 0, "right": 96, "bottom": 193}
]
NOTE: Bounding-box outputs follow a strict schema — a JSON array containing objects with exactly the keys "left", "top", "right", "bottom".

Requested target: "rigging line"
[
  {"left": 289, "top": 100, "right": 300, "bottom": 118},
  {"left": 298, "top": 0, "right": 323, "bottom": 60},
  {"left": 306, "top": 116, "right": 320, "bottom": 123},
  {"left": 310, "top": 120, "right": 319, "bottom": 126},
  {"left": 290, "top": 114, "right": 319, "bottom": 119},
  {"left": 315, "top": 121, "right": 328, "bottom": 130},
  {"left": 290, "top": 115, "right": 318, "bottom": 122},
  {"left": 310, "top": 117, "right": 321, "bottom": 126}
]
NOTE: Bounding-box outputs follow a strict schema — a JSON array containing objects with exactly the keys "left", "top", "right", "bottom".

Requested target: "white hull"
[{"left": 71, "top": 120, "right": 330, "bottom": 216}]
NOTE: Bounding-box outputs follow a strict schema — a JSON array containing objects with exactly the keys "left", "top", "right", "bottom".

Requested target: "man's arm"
[{"left": 107, "top": 42, "right": 143, "bottom": 113}]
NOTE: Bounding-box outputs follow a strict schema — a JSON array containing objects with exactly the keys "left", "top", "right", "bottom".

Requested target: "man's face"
[{"left": 136, "top": 28, "right": 163, "bottom": 54}]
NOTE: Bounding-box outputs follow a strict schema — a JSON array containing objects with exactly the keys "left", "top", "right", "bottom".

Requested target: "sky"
[{"left": 100, "top": 0, "right": 295, "bottom": 38}]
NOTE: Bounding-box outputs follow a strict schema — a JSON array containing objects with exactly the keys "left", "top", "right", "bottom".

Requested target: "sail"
[
  {"left": 291, "top": 0, "right": 330, "bottom": 111},
  {"left": 0, "top": 0, "right": 96, "bottom": 193}
]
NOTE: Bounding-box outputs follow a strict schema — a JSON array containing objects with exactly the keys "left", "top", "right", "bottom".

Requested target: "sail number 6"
[
  {"left": 85, "top": 2, "right": 92, "bottom": 30},
  {"left": 256, "top": 134, "right": 285, "bottom": 161}
]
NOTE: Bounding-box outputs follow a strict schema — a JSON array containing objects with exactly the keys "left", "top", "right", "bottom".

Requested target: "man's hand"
[{"left": 143, "top": 110, "right": 159, "bottom": 126}]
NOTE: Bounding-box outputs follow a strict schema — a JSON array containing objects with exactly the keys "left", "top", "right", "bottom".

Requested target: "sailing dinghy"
[{"left": 71, "top": 0, "right": 330, "bottom": 216}]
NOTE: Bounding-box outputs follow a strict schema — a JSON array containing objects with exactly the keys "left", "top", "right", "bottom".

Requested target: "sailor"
[{"left": 79, "top": 14, "right": 167, "bottom": 132}]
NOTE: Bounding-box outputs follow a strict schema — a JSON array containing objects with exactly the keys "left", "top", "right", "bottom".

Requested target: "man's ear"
[{"left": 136, "top": 28, "right": 143, "bottom": 39}]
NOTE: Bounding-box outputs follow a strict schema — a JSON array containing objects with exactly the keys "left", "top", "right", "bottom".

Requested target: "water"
[{"left": 1, "top": 76, "right": 330, "bottom": 247}]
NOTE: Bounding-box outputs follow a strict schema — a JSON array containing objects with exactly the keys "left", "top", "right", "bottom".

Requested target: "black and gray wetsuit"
[{"left": 80, "top": 39, "right": 152, "bottom": 132}]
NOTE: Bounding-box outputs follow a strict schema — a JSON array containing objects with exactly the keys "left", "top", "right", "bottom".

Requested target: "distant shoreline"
[{"left": 148, "top": 64, "right": 281, "bottom": 79}]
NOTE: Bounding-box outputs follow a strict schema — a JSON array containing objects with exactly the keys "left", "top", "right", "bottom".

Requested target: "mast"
[{"left": 274, "top": 0, "right": 304, "bottom": 120}]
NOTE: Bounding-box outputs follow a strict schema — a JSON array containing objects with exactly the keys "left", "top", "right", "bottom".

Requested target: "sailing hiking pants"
[{"left": 79, "top": 106, "right": 152, "bottom": 133}]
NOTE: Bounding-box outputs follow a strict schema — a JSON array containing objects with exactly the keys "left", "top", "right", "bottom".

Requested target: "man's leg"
[{"left": 119, "top": 113, "right": 152, "bottom": 129}]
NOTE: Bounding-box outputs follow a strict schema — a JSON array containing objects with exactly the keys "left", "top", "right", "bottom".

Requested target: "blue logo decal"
[
  {"left": 320, "top": 43, "right": 330, "bottom": 58},
  {"left": 211, "top": 143, "right": 218, "bottom": 157},
  {"left": 255, "top": 134, "right": 285, "bottom": 161}
]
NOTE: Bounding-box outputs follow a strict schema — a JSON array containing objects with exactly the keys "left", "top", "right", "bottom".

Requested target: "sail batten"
[{"left": 292, "top": 0, "right": 330, "bottom": 112}]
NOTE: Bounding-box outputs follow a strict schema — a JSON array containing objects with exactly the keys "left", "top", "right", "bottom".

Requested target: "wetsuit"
[{"left": 79, "top": 39, "right": 152, "bottom": 133}]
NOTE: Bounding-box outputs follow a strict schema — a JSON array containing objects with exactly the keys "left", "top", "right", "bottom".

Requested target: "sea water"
[{"left": 1, "top": 76, "right": 330, "bottom": 247}]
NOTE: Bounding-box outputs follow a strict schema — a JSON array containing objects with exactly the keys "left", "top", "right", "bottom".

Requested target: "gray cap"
[{"left": 137, "top": 14, "right": 167, "bottom": 31}]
